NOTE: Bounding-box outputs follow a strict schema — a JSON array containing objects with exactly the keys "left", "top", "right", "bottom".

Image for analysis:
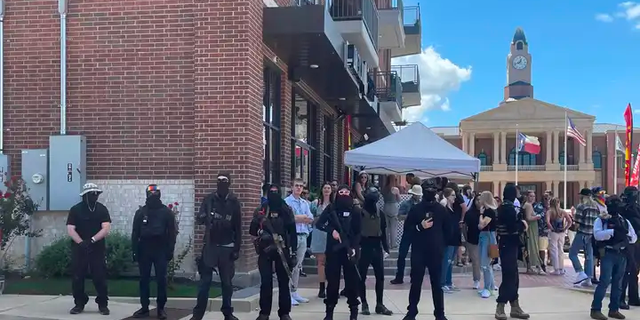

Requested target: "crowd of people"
[{"left": 62, "top": 171, "right": 640, "bottom": 320}]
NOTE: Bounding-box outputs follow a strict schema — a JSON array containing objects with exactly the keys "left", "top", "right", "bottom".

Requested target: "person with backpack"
[
  {"left": 569, "top": 188, "right": 600, "bottom": 287},
  {"left": 590, "top": 195, "right": 638, "bottom": 320}
]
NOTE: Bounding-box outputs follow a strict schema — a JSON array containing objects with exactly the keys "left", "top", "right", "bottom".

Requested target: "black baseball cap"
[{"left": 579, "top": 188, "right": 592, "bottom": 196}]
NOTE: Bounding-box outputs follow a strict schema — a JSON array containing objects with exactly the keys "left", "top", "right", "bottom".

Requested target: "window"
[
  {"left": 592, "top": 151, "right": 602, "bottom": 169},
  {"left": 508, "top": 148, "right": 536, "bottom": 165},
  {"left": 477, "top": 151, "right": 488, "bottom": 166},
  {"left": 263, "top": 67, "right": 281, "bottom": 185},
  {"left": 323, "top": 116, "right": 334, "bottom": 182},
  {"left": 291, "top": 91, "right": 316, "bottom": 185},
  {"left": 558, "top": 151, "right": 574, "bottom": 165}
]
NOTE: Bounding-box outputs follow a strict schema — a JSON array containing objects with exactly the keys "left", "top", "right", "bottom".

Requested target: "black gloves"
[
  {"left": 231, "top": 251, "right": 240, "bottom": 261},
  {"left": 288, "top": 252, "right": 297, "bottom": 270}
]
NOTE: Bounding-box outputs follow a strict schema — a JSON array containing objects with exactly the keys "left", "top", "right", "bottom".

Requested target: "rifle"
[
  {"left": 259, "top": 207, "right": 293, "bottom": 280},
  {"left": 328, "top": 209, "right": 361, "bottom": 281}
]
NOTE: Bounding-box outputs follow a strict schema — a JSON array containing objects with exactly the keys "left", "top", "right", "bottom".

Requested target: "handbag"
[{"left": 489, "top": 232, "right": 499, "bottom": 259}]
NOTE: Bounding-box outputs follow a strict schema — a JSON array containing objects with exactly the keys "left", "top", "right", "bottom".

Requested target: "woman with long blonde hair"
[
  {"left": 546, "top": 197, "right": 572, "bottom": 275},
  {"left": 477, "top": 191, "right": 498, "bottom": 298}
]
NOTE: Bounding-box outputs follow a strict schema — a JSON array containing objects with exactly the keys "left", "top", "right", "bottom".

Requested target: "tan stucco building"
[{"left": 431, "top": 28, "right": 636, "bottom": 207}]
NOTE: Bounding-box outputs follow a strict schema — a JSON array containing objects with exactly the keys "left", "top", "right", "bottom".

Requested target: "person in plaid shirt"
[{"left": 569, "top": 188, "right": 600, "bottom": 287}]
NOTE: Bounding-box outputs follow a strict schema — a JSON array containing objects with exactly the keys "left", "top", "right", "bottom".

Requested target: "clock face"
[{"left": 513, "top": 55, "right": 527, "bottom": 70}]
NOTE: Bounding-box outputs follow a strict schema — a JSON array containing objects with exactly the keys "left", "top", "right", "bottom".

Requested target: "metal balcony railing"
[
  {"left": 402, "top": 5, "right": 420, "bottom": 34},
  {"left": 327, "top": 0, "right": 379, "bottom": 50},
  {"left": 391, "top": 64, "right": 419, "bottom": 93},
  {"left": 381, "top": 0, "right": 404, "bottom": 22},
  {"left": 371, "top": 71, "right": 403, "bottom": 107},
  {"left": 365, "top": 72, "right": 376, "bottom": 102},
  {"left": 507, "top": 165, "right": 546, "bottom": 171},
  {"left": 480, "top": 165, "right": 493, "bottom": 172}
]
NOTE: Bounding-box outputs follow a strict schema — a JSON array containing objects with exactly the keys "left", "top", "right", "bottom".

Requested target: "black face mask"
[
  {"left": 217, "top": 181, "right": 230, "bottom": 197},
  {"left": 85, "top": 192, "right": 99, "bottom": 208},
  {"left": 335, "top": 194, "right": 353, "bottom": 211},
  {"left": 146, "top": 192, "right": 162, "bottom": 209},
  {"left": 267, "top": 190, "right": 282, "bottom": 209}
]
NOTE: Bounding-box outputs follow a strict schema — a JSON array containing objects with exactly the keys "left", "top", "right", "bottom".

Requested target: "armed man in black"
[
  {"left": 402, "top": 179, "right": 449, "bottom": 320},
  {"left": 358, "top": 187, "right": 392, "bottom": 316},
  {"left": 316, "top": 185, "right": 362, "bottom": 320},
  {"left": 190, "top": 173, "right": 242, "bottom": 320},
  {"left": 590, "top": 195, "right": 638, "bottom": 320},
  {"left": 249, "top": 184, "right": 297, "bottom": 320},
  {"left": 620, "top": 186, "right": 640, "bottom": 309},
  {"left": 131, "top": 184, "right": 177, "bottom": 319}
]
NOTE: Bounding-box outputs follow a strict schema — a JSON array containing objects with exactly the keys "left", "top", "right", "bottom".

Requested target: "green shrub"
[{"left": 35, "top": 232, "right": 133, "bottom": 278}]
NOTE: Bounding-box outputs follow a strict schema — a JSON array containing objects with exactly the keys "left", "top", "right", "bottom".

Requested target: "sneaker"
[
  {"left": 472, "top": 281, "right": 480, "bottom": 290},
  {"left": 551, "top": 270, "right": 563, "bottom": 276},
  {"left": 292, "top": 292, "right": 309, "bottom": 303},
  {"left": 390, "top": 278, "right": 404, "bottom": 285},
  {"left": 449, "top": 285, "right": 461, "bottom": 292},
  {"left": 290, "top": 297, "right": 299, "bottom": 306},
  {"left": 442, "top": 286, "right": 453, "bottom": 294},
  {"left": 589, "top": 310, "right": 607, "bottom": 320},
  {"left": 494, "top": 285, "right": 499, "bottom": 291},
  {"left": 608, "top": 310, "right": 626, "bottom": 319},
  {"left": 132, "top": 308, "right": 150, "bottom": 318},
  {"left": 493, "top": 264, "right": 502, "bottom": 271},
  {"left": 69, "top": 305, "right": 84, "bottom": 314},
  {"left": 480, "top": 289, "right": 491, "bottom": 299},
  {"left": 575, "top": 272, "right": 589, "bottom": 284},
  {"left": 581, "top": 279, "right": 593, "bottom": 287}
]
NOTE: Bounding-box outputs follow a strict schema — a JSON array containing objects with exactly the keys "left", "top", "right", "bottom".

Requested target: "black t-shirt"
[
  {"left": 481, "top": 207, "right": 497, "bottom": 232},
  {"left": 446, "top": 204, "right": 462, "bottom": 246},
  {"left": 464, "top": 207, "right": 480, "bottom": 245},
  {"left": 66, "top": 201, "right": 111, "bottom": 250}
]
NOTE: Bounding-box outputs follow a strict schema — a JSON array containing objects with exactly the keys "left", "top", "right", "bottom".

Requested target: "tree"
[{"left": 0, "top": 176, "right": 42, "bottom": 270}]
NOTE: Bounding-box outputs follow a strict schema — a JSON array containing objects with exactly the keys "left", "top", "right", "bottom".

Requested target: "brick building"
[
  {"left": 3, "top": 0, "right": 422, "bottom": 285},
  {"left": 432, "top": 28, "right": 638, "bottom": 208}
]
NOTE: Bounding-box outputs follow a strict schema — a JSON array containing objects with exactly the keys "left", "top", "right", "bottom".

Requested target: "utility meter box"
[
  {"left": 49, "top": 135, "right": 86, "bottom": 211},
  {"left": 0, "top": 153, "right": 10, "bottom": 193},
  {"left": 22, "top": 149, "right": 49, "bottom": 211}
]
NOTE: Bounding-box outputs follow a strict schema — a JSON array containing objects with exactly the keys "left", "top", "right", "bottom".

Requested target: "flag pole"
[
  {"left": 563, "top": 110, "right": 568, "bottom": 210},
  {"left": 615, "top": 125, "right": 618, "bottom": 195},
  {"left": 515, "top": 124, "right": 519, "bottom": 185}
]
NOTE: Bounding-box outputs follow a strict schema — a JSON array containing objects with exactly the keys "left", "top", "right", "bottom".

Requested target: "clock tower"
[{"left": 504, "top": 27, "right": 533, "bottom": 100}]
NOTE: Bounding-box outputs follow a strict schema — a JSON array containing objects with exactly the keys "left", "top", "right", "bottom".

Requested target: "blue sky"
[{"left": 395, "top": 0, "right": 640, "bottom": 127}]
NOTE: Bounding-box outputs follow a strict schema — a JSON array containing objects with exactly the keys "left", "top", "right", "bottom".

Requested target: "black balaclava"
[
  {"left": 607, "top": 195, "right": 624, "bottom": 217},
  {"left": 145, "top": 184, "right": 163, "bottom": 209},
  {"left": 216, "top": 172, "right": 231, "bottom": 198},
  {"left": 84, "top": 192, "right": 100, "bottom": 209},
  {"left": 503, "top": 183, "right": 517, "bottom": 203},
  {"left": 267, "top": 185, "right": 282, "bottom": 211},
  {"left": 421, "top": 179, "right": 438, "bottom": 203},
  {"left": 363, "top": 187, "right": 380, "bottom": 216},
  {"left": 334, "top": 185, "right": 353, "bottom": 212},
  {"left": 623, "top": 186, "right": 639, "bottom": 205}
]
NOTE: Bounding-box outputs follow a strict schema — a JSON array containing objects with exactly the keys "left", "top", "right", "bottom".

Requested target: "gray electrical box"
[
  {"left": 0, "top": 154, "right": 10, "bottom": 193},
  {"left": 49, "top": 135, "right": 86, "bottom": 211},
  {"left": 22, "top": 149, "right": 49, "bottom": 211}
]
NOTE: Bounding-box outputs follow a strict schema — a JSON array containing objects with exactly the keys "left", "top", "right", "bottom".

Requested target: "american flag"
[{"left": 567, "top": 117, "right": 586, "bottom": 146}]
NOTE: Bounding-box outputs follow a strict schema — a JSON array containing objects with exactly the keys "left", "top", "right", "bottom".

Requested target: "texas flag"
[{"left": 518, "top": 132, "right": 541, "bottom": 155}]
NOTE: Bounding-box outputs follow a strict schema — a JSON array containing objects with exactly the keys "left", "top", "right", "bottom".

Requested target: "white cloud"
[
  {"left": 595, "top": 13, "right": 614, "bottom": 22},
  {"left": 391, "top": 46, "right": 472, "bottom": 123}
]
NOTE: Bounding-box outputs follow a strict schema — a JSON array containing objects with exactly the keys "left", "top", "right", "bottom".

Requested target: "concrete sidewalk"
[{"left": 2, "top": 287, "right": 640, "bottom": 320}]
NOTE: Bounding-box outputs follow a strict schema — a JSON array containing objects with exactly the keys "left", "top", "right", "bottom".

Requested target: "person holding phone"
[{"left": 402, "top": 179, "right": 451, "bottom": 320}]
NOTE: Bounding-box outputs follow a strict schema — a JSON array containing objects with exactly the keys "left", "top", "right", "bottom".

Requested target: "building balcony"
[
  {"left": 263, "top": 0, "right": 361, "bottom": 107},
  {"left": 391, "top": 64, "right": 420, "bottom": 107},
  {"left": 371, "top": 70, "right": 403, "bottom": 122},
  {"left": 391, "top": 5, "right": 421, "bottom": 58},
  {"left": 377, "top": 0, "right": 405, "bottom": 50},
  {"left": 476, "top": 164, "right": 594, "bottom": 183},
  {"left": 507, "top": 165, "right": 546, "bottom": 171},
  {"left": 329, "top": 0, "right": 380, "bottom": 68}
]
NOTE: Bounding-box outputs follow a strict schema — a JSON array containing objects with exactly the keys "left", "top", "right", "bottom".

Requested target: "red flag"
[
  {"left": 624, "top": 103, "right": 633, "bottom": 186},
  {"left": 631, "top": 144, "right": 640, "bottom": 186}
]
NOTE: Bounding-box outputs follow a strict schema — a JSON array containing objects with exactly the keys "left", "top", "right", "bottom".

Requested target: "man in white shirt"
[{"left": 590, "top": 196, "right": 638, "bottom": 320}]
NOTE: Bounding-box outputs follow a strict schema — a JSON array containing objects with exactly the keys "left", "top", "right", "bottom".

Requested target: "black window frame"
[
  {"left": 323, "top": 115, "right": 334, "bottom": 182},
  {"left": 508, "top": 147, "right": 536, "bottom": 166},
  {"left": 592, "top": 151, "right": 602, "bottom": 169},
  {"left": 291, "top": 90, "right": 317, "bottom": 186},
  {"left": 263, "top": 66, "right": 282, "bottom": 185}
]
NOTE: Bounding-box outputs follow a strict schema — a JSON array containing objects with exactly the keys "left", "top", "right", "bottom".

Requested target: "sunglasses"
[
  {"left": 218, "top": 178, "right": 229, "bottom": 183},
  {"left": 338, "top": 189, "right": 350, "bottom": 196}
]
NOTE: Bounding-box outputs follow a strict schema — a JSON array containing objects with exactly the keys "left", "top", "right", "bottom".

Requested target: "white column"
[
  {"left": 545, "top": 181, "right": 552, "bottom": 194},
  {"left": 493, "top": 132, "right": 500, "bottom": 165},
  {"left": 586, "top": 130, "right": 593, "bottom": 164},
  {"left": 493, "top": 181, "right": 500, "bottom": 196},
  {"left": 553, "top": 131, "right": 560, "bottom": 164},
  {"left": 461, "top": 132, "right": 468, "bottom": 153},
  {"left": 469, "top": 132, "right": 475, "bottom": 157},
  {"left": 553, "top": 180, "right": 560, "bottom": 198},
  {"left": 579, "top": 132, "right": 586, "bottom": 164},
  {"left": 500, "top": 131, "right": 507, "bottom": 164},
  {"left": 546, "top": 131, "right": 552, "bottom": 165}
]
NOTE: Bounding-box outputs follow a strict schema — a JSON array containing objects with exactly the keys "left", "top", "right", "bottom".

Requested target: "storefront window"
[
  {"left": 263, "top": 67, "right": 281, "bottom": 185},
  {"left": 291, "top": 91, "right": 316, "bottom": 185}
]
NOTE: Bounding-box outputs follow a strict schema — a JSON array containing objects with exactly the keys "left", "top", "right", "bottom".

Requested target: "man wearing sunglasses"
[
  {"left": 285, "top": 179, "right": 314, "bottom": 305},
  {"left": 316, "top": 185, "right": 362, "bottom": 320},
  {"left": 190, "top": 173, "right": 242, "bottom": 320},
  {"left": 131, "top": 184, "right": 178, "bottom": 319}
]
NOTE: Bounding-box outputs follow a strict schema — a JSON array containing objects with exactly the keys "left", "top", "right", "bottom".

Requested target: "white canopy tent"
[{"left": 344, "top": 122, "right": 480, "bottom": 179}]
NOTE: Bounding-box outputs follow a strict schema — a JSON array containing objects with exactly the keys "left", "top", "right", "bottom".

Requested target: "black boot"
[
  {"left": 132, "top": 307, "right": 150, "bottom": 318},
  {"left": 280, "top": 315, "right": 292, "bottom": 320},
  {"left": 324, "top": 305, "right": 335, "bottom": 320},
  {"left": 349, "top": 306, "right": 358, "bottom": 320},
  {"left": 340, "top": 289, "right": 347, "bottom": 297},
  {"left": 98, "top": 305, "right": 110, "bottom": 316},
  {"left": 225, "top": 314, "right": 239, "bottom": 320},
  {"left": 189, "top": 313, "right": 204, "bottom": 320},
  {"left": 157, "top": 308, "right": 167, "bottom": 320},
  {"left": 69, "top": 305, "right": 84, "bottom": 315},
  {"left": 375, "top": 304, "right": 393, "bottom": 316},
  {"left": 402, "top": 311, "right": 417, "bottom": 320},
  {"left": 361, "top": 303, "right": 370, "bottom": 315},
  {"left": 257, "top": 314, "right": 269, "bottom": 320},
  {"left": 318, "top": 282, "right": 326, "bottom": 298},
  {"left": 390, "top": 278, "right": 403, "bottom": 285}
]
